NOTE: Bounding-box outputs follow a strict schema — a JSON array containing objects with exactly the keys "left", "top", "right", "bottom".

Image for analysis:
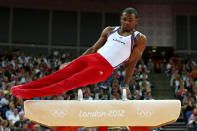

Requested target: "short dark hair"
[{"left": 122, "top": 7, "right": 138, "bottom": 18}]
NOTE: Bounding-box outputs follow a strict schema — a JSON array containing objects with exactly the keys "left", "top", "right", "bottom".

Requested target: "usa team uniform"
[{"left": 11, "top": 27, "right": 140, "bottom": 99}]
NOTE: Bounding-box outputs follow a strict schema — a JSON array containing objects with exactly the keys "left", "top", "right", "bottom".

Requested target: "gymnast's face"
[{"left": 120, "top": 12, "right": 138, "bottom": 32}]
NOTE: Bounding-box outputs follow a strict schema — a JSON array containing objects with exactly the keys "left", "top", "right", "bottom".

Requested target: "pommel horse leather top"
[{"left": 24, "top": 99, "right": 181, "bottom": 128}]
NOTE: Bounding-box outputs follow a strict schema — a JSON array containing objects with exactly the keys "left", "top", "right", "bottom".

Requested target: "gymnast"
[{"left": 11, "top": 7, "right": 147, "bottom": 99}]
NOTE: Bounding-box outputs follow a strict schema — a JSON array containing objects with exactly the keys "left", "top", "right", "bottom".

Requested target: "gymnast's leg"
[
  {"left": 13, "top": 64, "right": 113, "bottom": 99},
  {"left": 12, "top": 55, "right": 88, "bottom": 90},
  {"left": 11, "top": 53, "right": 114, "bottom": 99}
]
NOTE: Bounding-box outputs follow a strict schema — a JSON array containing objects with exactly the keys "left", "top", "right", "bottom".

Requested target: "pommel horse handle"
[
  {"left": 122, "top": 88, "right": 127, "bottom": 101},
  {"left": 78, "top": 89, "right": 83, "bottom": 101}
]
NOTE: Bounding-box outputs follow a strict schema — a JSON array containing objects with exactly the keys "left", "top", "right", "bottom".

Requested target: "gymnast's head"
[{"left": 120, "top": 7, "right": 139, "bottom": 32}]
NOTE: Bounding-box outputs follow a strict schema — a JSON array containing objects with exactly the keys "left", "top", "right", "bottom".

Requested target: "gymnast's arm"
[
  {"left": 59, "top": 27, "right": 114, "bottom": 69},
  {"left": 124, "top": 34, "right": 147, "bottom": 83}
]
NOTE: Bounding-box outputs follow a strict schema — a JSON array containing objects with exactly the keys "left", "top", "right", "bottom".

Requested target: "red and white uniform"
[{"left": 11, "top": 27, "right": 140, "bottom": 99}]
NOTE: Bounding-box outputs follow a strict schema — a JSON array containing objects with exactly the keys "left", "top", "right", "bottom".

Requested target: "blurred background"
[{"left": 0, "top": 0, "right": 197, "bottom": 131}]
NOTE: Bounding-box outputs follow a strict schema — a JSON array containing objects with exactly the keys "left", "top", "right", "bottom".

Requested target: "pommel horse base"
[{"left": 24, "top": 89, "right": 181, "bottom": 131}]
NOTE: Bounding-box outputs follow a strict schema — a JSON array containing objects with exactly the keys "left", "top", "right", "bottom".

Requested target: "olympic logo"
[
  {"left": 137, "top": 108, "right": 153, "bottom": 118},
  {"left": 51, "top": 110, "right": 67, "bottom": 118}
]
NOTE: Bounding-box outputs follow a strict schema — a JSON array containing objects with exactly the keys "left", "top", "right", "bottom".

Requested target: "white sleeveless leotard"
[{"left": 97, "top": 27, "right": 140, "bottom": 67}]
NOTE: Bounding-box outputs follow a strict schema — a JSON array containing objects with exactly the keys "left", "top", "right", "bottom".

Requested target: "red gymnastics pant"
[{"left": 11, "top": 53, "right": 114, "bottom": 99}]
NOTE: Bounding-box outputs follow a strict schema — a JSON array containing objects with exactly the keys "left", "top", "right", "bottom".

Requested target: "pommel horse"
[{"left": 24, "top": 89, "right": 181, "bottom": 131}]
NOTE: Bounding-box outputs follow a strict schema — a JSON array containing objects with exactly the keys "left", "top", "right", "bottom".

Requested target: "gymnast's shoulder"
[{"left": 102, "top": 26, "right": 116, "bottom": 35}]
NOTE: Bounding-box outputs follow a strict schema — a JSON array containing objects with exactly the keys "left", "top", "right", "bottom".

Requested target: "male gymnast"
[{"left": 11, "top": 7, "right": 147, "bottom": 99}]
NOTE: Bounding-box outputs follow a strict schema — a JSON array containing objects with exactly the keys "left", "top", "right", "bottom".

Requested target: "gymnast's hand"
[{"left": 59, "top": 62, "right": 70, "bottom": 70}]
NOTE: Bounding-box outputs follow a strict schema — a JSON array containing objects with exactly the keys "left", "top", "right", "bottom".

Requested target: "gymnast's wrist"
[
  {"left": 59, "top": 62, "right": 71, "bottom": 70},
  {"left": 120, "top": 81, "right": 129, "bottom": 89}
]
